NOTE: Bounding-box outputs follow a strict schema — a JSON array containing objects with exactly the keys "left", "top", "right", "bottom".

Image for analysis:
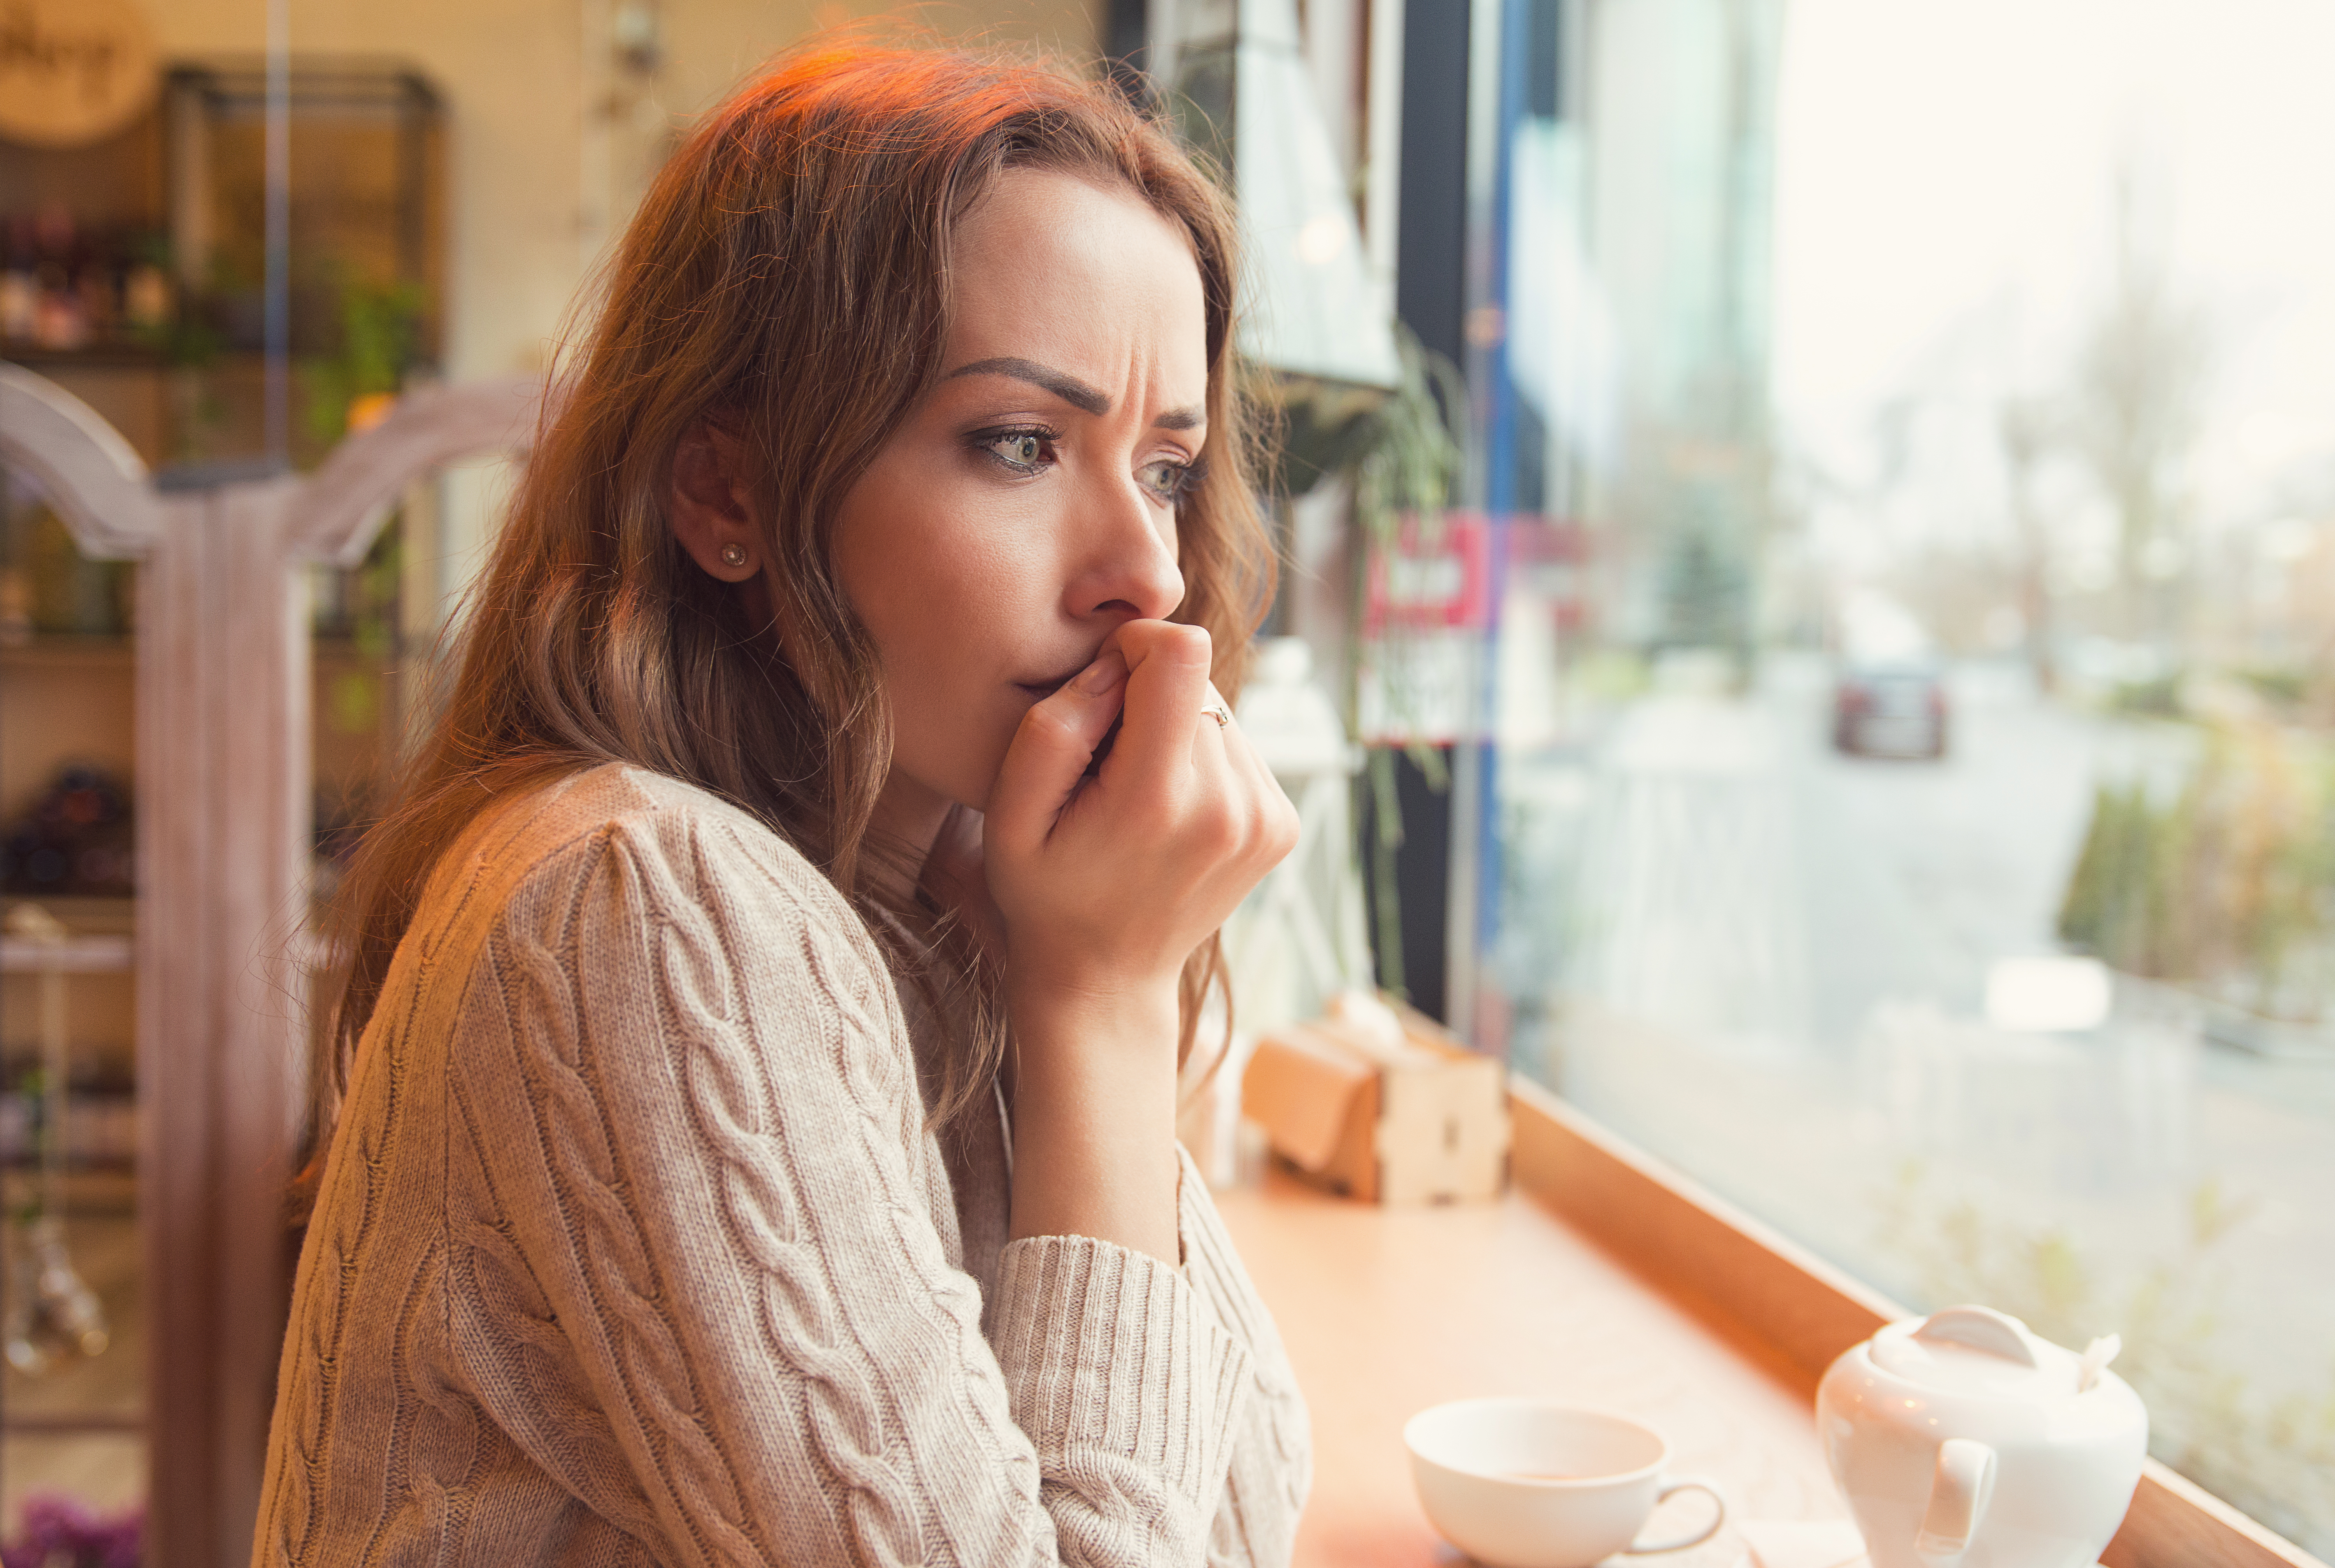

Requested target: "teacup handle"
[{"left": 1622, "top": 1476, "right": 1728, "bottom": 1554}]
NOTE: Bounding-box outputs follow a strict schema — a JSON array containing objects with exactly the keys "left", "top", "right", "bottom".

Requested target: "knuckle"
[
  {"left": 1266, "top": 799, "right": 1301, "bottom": 858},
  {"left": 1193, "top": 800, "right": 1243, "bottom": 860},
  {"left": 1248, "top": 803, "right": 1289, "bottom": 863},
  {"left": 1164, "top": 622, "right": 1213, "bottom": 667},
  {"left": 1020, "top": 703, "right": 1086, "bottom": 748}
]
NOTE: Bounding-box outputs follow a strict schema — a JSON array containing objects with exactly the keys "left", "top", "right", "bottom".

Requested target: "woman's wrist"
[
  {"left": 1004, "top": 982, "right": 1183, "bottom": 1263},
  {"left": 1004, "top": 958, "right": 1180, "bottom": 1045}
]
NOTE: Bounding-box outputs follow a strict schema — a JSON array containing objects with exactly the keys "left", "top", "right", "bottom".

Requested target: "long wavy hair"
[{"left": 301, "top": 39, "right": 1275, "bottom": 1204}]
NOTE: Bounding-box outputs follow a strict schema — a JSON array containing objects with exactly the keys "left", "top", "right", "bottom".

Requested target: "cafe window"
[{"left": 1443, "top": 0, "right": 2335, "bottom": 1550}]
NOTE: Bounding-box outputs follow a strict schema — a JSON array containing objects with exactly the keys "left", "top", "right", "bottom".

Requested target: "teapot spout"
[{"left": 1914, "top": 1439, "right": 1997, "bottom": 1568}]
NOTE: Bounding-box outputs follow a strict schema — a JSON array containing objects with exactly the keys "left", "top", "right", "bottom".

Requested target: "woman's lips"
[
  {"left": 1013, "top": 658, "right": 1099, "bottom": 702},
  {"left": 1008, "top": 665, "right": 1120, "bottom": 774}
]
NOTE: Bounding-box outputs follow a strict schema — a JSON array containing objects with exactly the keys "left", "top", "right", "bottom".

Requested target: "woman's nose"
[{"left": 1069, "top": 478, "right": 1184, "bottom": 624}]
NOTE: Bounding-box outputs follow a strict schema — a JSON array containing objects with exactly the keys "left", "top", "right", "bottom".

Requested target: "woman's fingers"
[
  {"left": 1204, "top": 686, "right": 1302, "bottom": 868},
  {"left": 1189, "top": 679, "right": 1232, "bottom": 762},
  {"left": 988, "top": 646, "right": 1128, "bottom": 848},
  {"left": 1101, "top": 621, "right": 1215, "bottom": 787}
]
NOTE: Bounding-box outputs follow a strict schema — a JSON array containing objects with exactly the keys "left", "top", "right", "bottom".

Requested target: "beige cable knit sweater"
[{"left": 253, "top": 764, "right": 1311, "bottom": 1568}]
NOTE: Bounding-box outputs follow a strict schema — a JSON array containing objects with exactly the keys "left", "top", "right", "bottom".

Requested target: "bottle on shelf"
[
  {"left": 0, "top": 206, "right": 174, "bottom": 357},
  {"left": 0, "top": 903, "right": 111, "bottom": 1376}
]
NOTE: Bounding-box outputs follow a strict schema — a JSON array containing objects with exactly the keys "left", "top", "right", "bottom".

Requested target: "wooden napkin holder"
[{"left": 1239, "top": 1003, "right": 1509, "bottom": 1204}]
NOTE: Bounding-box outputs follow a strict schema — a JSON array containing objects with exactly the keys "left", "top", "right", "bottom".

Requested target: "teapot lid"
[{"left": 1870, "top": 1306, "right": 2119, "bottom": 1400}]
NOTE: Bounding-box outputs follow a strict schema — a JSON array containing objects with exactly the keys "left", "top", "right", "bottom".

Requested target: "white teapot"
[{"left": 1815, "top": 1305, "right": 2147, "bottom": 1568}]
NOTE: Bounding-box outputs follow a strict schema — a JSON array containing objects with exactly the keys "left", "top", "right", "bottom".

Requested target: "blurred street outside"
[{"left": 1503, "top": 654, "right": 2335, "bottom": 1538}]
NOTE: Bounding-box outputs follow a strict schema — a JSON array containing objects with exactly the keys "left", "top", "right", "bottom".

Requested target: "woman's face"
[{"left": 832, "top": 166, "right": 1208, "bottom": 824}]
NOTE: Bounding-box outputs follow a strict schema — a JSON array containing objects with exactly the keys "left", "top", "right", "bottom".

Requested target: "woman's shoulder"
[{"left": 421, "top": 761, "right": 875, "bottom": 968}]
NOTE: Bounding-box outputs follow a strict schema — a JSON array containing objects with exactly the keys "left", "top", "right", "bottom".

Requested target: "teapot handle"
[{"left": 1915, "top": 1438, "right": 1997, "bottom": 1568}]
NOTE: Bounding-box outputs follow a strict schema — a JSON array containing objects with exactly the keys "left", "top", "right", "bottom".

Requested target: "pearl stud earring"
[{"left": 720, "top": 542, "right": 749, "bottom": 569}]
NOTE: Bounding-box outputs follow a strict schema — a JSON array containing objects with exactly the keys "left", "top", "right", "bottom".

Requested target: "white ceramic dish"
[{"left": 1405, "top": 1399, "right": 1726, "bottom": 1568}]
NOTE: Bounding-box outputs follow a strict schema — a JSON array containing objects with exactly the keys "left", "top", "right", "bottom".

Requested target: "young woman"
[{"left": 255, "top": 38, "right": 1311, "bottom": 1568}]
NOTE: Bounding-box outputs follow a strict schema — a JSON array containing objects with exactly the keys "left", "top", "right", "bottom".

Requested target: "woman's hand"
[
  {"left": 985, "top": 619, "right": 1298, "bottom": 1019},
  {"left": 980, "top": 619, "right": 1299, "bottom": 1260}
]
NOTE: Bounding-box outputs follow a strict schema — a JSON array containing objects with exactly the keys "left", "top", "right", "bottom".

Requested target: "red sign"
[
  {"left": 1364, "top": 512, "right": 1491, "bottom": 634},
  {"left": 1362, "top": 514, "right": 1594, "bottom": 635}
]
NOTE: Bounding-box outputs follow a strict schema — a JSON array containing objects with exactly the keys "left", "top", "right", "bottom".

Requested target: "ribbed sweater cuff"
[{"left": 991, "top": 1234, "right": 1253, "bottom": 1503}]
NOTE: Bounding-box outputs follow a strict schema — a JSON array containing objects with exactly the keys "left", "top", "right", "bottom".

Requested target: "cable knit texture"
[{"left": 253, "top": 763, "right": 1311, "bottom": 1568}]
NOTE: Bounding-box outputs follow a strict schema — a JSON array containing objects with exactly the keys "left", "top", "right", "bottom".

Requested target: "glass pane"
[
  {"left": 0, "top": 461, "right": 146, "bottom": 1549},
  {"left": 163, "top": 63, "right": 444, "bottom": 470},
  {"left": 1469, "top": 0, "right": 2335, "bottom": 1548}
]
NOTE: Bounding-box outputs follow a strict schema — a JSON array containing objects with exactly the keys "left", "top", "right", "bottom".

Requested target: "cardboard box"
[{"left": 1240, "top": 1001, "right": 1509, "bottom": 1204}]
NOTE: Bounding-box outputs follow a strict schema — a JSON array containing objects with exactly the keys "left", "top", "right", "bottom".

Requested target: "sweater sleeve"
[
  {"left": 446, "top": 810, "right": 1256, "bottom": 1568},
  {"left": 1173, "top": 1149, "right": 1314, "bottom": 1568}
]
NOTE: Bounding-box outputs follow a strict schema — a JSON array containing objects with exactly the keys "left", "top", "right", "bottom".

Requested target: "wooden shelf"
[
  {"left": 0, "top": 345, "right": 167, "bottom": 372},
  {"left": 0, "top": 637, "right": 135, "bottom": 672},
  {"left": 0, "top": 1157, "right": 137, "bottom": 1173},
  {"left": 0, "top": 935, "right": 132, "bottom": 973},
  {"left": 1, "top": 1414, "right": 146, "bottom": 1435},
  {"left": 0, "top": 898, "right": 134, "bottom": 933}
]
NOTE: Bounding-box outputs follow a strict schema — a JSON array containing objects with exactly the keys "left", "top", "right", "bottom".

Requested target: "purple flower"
[{"left": 0, "top": 1493, "right": 143, "bottom": 1568}]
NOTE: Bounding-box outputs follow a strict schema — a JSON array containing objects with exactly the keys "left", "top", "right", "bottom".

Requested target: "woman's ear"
[{"left": 669, "top": 419, "right": 764, "bottom": 581}]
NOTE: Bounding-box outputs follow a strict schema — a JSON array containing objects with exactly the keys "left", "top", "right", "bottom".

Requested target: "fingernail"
[{"left": 1072, "top": 649, "right": 1127, "bottom": 695}]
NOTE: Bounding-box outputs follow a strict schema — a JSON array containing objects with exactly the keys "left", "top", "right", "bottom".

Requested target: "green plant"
[
  {"left": 128, "top": 307, "right": 225, "bottom": 370},
  {"left": 1347, "top": 323, "right": 1468, "bottom": 575},
  {"left": 301, "top": 271, "right": 428, "bottom": 448},
  {"left": 316, "top": 516, "right": 405, "bottom": 752},
  {"left": 2057, "top": 778, "right": 2183, "bottom": 974},
  {"left": 1337, "top": 323, "right": 1466, "bottom": 1000},
  {"left": 1656, "top": 510, "right": 1752, "bottom": 656},
  {"left": 2108, "top": 672, "right": 2185, "bottom": 717},
  {"left": 2236, "top": 665, "right": 2310, "bottom": 712},
  {"left": 2058, "top": 723, "right": 2335, "bottom": 1020}
]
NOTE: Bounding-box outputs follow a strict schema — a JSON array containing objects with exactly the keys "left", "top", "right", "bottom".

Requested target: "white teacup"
[{"left": 1405, "top": 1400, "right": 1727, "bottom": 1568}]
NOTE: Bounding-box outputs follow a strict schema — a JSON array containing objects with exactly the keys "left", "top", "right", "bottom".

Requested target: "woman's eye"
[
  {"left": 978, "top": 429, "right": 1056, "bottom": 472},
  {"left": 1138, "top": 458, "right": 1194, "bottom": 504}
]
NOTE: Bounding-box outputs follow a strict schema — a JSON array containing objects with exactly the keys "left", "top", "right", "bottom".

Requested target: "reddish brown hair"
[{"left": 303, "top": 39, "right": 1274, "bottom": 1194}]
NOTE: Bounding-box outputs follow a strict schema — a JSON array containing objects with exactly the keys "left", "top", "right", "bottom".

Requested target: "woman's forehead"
[{"left": 945, "top": 169, "right": 1208, "bottom": 395}]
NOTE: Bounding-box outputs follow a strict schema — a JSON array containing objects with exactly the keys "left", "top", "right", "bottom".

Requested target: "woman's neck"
[{"left": 861, "top": 771, "right": 954, "bottom": 908}]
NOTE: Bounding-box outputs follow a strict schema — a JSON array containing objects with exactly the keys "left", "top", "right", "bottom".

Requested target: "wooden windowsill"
[{"left": 1213, "top": 1077, "right": 2327, "bottom": 1568}]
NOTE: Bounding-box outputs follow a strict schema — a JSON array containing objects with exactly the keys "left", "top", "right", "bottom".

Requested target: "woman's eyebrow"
[
  {"left": 944, "top": 357, "right": 1207, "bottom": 431},
  {"left": 945, "top": 357, "right": 1110, "bottom": 415}
]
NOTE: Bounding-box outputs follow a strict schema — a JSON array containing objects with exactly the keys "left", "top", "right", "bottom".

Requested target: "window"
[{"left": 1448, "top": 0, "right": 2335, "bottom": 1549}]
